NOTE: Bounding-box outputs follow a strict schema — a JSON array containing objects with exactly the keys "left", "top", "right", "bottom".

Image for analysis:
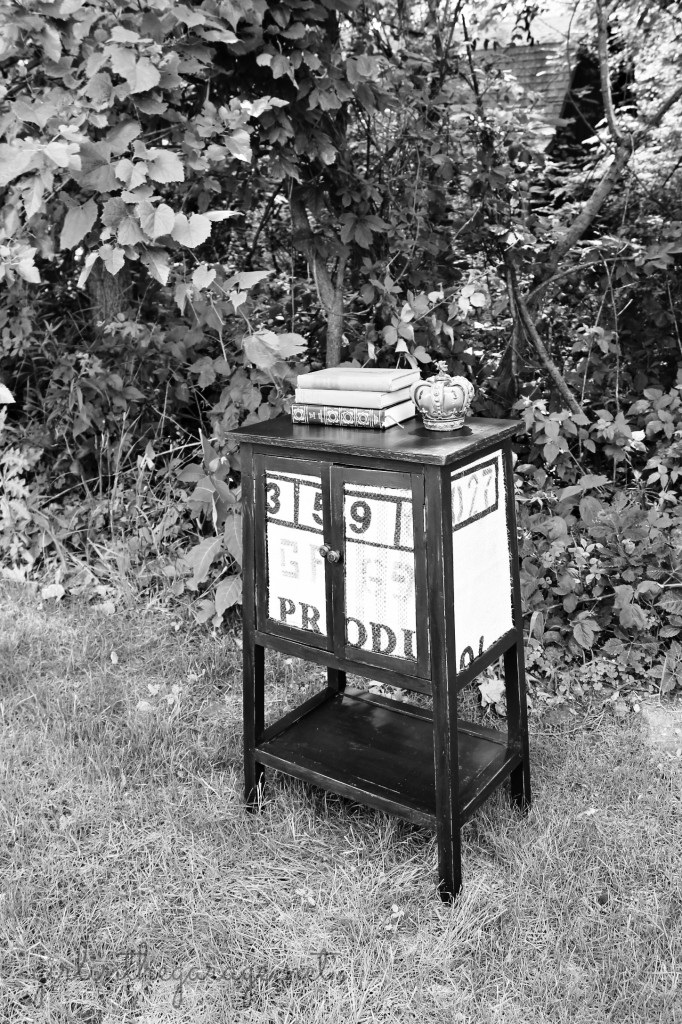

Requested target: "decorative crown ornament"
[{"left": 410, "top": 361, "right": 475, "bottom": 431}]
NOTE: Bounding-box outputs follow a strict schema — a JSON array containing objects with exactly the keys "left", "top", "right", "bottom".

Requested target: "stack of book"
[{"left": 290, "top": 367, "right": 419, "bottom": 430}]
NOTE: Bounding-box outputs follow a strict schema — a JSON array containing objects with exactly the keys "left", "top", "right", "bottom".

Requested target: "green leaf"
[
  {"left": 658, "top": 592, "right": 682, "bottom": 616},
  {"left": 186, "top": 536, "right": 222, "bottom": 586},
  {"left": 215, "top": 576, "right": 242, "bottom": 615},
  {"left": 618, "top": 604, "right": 648, "bottom": 631},
  {"left": 613, "top": 584, "right": 634, "bottom": 609},
  {"left": 141, "top": 249, "right": 170, "bottom": 286},
  {"left": 224, "top": 512, "right": 242, "bottom": 565},
  {"left": 177, "top": 464, "right": 204, "bottom": 483},
  {"left": 115, "top": 158, "right": 148, "bottom": 188},
  {"left": 137, "top": 201, "right": 175, "bottom": 239},
  {"left": 224, "top": 129, "right": 252, "bottom": 163},
  {"left": 192, "top": 264, "right": 216, "bottom": 289},
  {"left": 117, "top": 215, "right": 145, "bottom": 246},
  {"left": 205, "top": 210, "right": 239, "bottom": 222},
  {"left": 557, "top": 485, "right": 583, "bottom": 503},
  {"left": 225, "top": 270, "right": 270, "bottom": 290},
  {"left": 273, "top": 332, "right": 307, "bottom": 358},
  {"left": 101, "top": 197, "right": 128, "bottom": 229},
  {"left": 44, "top": 141, "right": 75, "bottom": 168},
  {"left": 478, "top": 677, "right": 505, "bottom": 712},
  {"left": 543, "top": 441, "right": 560, "bottom": 464},
  {"left": 79, "top": 141, "right": 118, "bottom": 191},
  {"left": 85, "top": 72, "right": 113, "bottom": 105},
  {"left": 573, "top": 620, "right": 596, "bottom": 649},
  {"left": 77, "top": 251, "right": 99, "bottom": 289},
  {"left": 579, "top": 496, "right": 602, "bottom": 525},
  {"left": 146, "top": 149, "right": 185, "bottom": 183},
  {"left": 242, "top": 330, "right": 280, "bottom": 369},
  {"left": 637, "top": 580, "right": 661, "bottom": 597},
  {"left": 579, "top": 474, "right": 609, "bottom": 489},
  {"left": 195, "top": 599, "right": 216, "bottom": 623},
  {"left": 99, "top": 244, "right": 125, "bottom": 275},
  {"left": 106, "top": 121, "right": 142, "bottom": 155},
  {"left": 16, "top": 260, "right": 40, "bottom": 284},
  {"left": 171, "top": 213, "right": 211, "bottom": 248},
  {"left": 242, "top": 330, "right": 306, "bottom": 368},
  {"left": 60, "top": 200, "right": 98, "bottom": 249},
  {"left": 0, "top": 144, "right": 36, "bottom": 187},
  {"left": 129, "top": 57, "right": 161, "bottom": 94}
]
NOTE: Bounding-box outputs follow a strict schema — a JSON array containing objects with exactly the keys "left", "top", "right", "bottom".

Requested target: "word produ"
[{"left": 276, "top": 597, "right": 416, "bottom": 660}]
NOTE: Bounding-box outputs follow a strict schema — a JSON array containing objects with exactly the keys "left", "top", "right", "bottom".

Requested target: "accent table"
[{"left": 228, "top": 415, "right": 531, "bottom": 900}]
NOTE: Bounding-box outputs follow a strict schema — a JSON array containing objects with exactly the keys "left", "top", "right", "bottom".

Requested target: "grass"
[{"left": 0, "top": 581, "right": 680, "bottom": 1024}]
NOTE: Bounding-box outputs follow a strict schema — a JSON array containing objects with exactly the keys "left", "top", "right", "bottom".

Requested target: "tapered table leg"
[
  {"left": 244, "top": 642, "right": 265, "bottom": 810},
  {"left": 425, "top": 465, "right": 462, "bottom": 901},
  {"left": 505, "top": 640, "right": 531, "bottom": 810},
  {"left": 327, "top": 667, "right": 346, "bottom": 694}
]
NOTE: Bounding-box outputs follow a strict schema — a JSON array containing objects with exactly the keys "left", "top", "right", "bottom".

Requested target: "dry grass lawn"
[{"left": 0, "top": 581, "right": 680, "bottom": 1023}]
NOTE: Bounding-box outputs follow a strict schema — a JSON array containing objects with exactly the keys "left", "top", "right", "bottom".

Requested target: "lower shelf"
[{"left": 255, "top": 689, "right": 522, "bottom": 827}]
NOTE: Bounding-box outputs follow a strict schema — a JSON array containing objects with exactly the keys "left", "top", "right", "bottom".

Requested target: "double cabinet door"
[{"left": 254, "top": 454, "right": 430, "bottom": 679}]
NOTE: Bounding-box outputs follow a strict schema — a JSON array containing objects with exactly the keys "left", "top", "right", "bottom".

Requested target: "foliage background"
[{"left": 2, "top": 0, "right": 682, "bottom": 696}]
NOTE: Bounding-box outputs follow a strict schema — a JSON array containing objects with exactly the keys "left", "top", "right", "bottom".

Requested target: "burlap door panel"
[
  {"left": 450, "top": 450, "right": 514, "bottom": 670},
  {"left": 331, "top": 466, "right": 430, "bottom": 678},
  {"left": 256, "top": 455, "right": 332, "bottom": 648}
]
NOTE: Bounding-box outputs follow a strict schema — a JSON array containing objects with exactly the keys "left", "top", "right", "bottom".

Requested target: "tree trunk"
[
  {"left": 290, "top": 185, "right": 347, "bottom": 366},
  {"left": 87, "top": 262, "right": 130, "bottom": 339}
]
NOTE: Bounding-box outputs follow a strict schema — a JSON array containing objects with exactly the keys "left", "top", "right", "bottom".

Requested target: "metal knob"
[{"left": 319, "top": 544, "right": 342, "bottom": 564}]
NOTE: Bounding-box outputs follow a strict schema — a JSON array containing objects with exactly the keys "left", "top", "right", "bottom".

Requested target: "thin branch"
[
  {"left": 638, "top": 82, "right": 682, "bottom": 141},
  {"left": 596, "top": 0, "right": 625, "bottom": 145},
  {"left": 245, "top": 183, "right": 283, "bottom": 268},
  {"left": 508, "top": 260, "right": 584, "bottom": 416}
]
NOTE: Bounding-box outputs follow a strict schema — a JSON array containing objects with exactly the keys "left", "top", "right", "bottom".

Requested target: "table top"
[{"left": 228, "top": 415, "right": 518, "bottom": 466}]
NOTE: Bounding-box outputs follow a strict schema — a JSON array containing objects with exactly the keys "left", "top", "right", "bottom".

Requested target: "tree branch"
[
  {"left": 530, "top": 2, "right": 682, "bottom": 303},
  {"left": 637, "top": 82, "right": 682, "bottom": 141},
  {"left": 289, "top": 184, "right": 345, "bottom": 366},
  {"left": 507, "top": 260, "right": 584, "bottom": 415},
  {"left": 596, "top": 0, "right": 625, "bottom": 145}
]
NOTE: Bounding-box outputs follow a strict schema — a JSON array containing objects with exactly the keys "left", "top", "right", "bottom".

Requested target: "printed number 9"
[
  {"left": 349, "top": 500, "right": 371, "bottom": 534},
  {"left": 266, "top": 482, "right": 281, "bottom": 515}
]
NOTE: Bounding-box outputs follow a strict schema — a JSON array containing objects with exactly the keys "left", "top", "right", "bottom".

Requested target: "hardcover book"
[
  {"left": 296, "top": 367, "right": 420, "bottom": 393},
  {"left": 293, "top": 385, "right": 413, "bottom": 409},
  {"left": 290, "top": 399, "right": 416, "bottom": 430}
]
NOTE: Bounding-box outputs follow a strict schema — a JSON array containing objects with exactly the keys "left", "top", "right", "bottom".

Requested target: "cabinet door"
[
  {"left": 331, "top": 467, "right": 429, "bottom": 678},
  {"left": 254, "top": 454, "right": 332, "bottom": 648},
  {"left": 450, "top": 449, "right": 514, "bottom": 670}
]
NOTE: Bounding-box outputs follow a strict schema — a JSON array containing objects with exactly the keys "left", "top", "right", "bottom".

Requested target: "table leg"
[
  {"left": 426, "top": 465, "right": 462, "bottom": 902},
  {"left": 327, "top": 667, "right": 346, "bottom": 694},
  {"left": 244, "top": 642, "right": 265, "bottom": 811},
  {"left": 504, "top": 640, "right": 531, "bottom": 811},
  {"left": 432, "top": 712, "right": 462, "bottom": 902}
]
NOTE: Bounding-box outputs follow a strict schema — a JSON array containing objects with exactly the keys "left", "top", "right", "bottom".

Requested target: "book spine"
[
  {"left": 293, "top": 387, "right": 411, "bottom": 409},
  {"left": 296, "top": 371, "right": 419, "bottom": 392},
  {"left": 290, "top": 404, "right": 389, "bottom": 429}
]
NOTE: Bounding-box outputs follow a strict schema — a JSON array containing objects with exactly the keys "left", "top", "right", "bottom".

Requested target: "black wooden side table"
[{"left": 228, "top": 416, "right": 531, "bottom": 900}]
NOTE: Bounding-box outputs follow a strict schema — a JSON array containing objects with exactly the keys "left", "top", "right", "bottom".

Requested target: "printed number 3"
[{"left": 266, "top": 482, "right": 281, "bottom": 515}]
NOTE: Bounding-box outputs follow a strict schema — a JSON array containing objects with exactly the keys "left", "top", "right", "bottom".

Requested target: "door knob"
[{"left": 319, "top": 544, "right": 342, "bottom": 564}]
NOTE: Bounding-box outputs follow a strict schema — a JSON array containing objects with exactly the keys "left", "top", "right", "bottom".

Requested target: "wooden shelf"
[{"left": 255, "top": 689, "right": 521, "bottom": 828}]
